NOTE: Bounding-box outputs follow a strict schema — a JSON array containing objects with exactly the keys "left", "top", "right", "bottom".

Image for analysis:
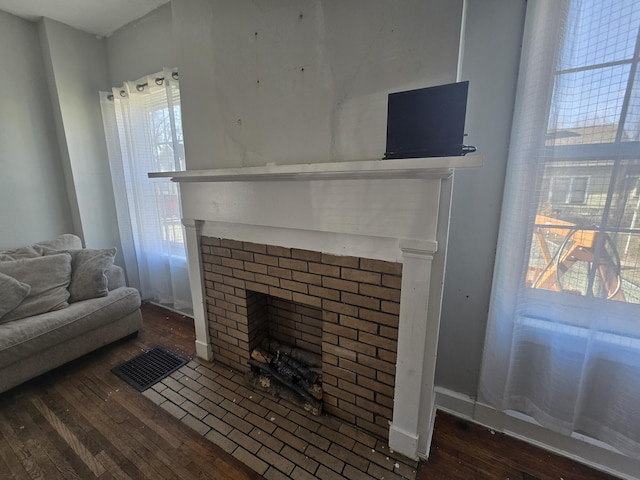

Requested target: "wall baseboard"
[{"left": 433, "top": 386, "right": 640, "bottom": 480}]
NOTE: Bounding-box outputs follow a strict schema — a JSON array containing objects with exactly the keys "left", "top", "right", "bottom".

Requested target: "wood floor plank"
[
  {"left": 418, "top": 411, "right": 619, "bottom": 480},
  {"left": 15, "top": 399, "right": 83, "bottom": 480},
  {"left": 0, "top": 410, "right": 47, "bottom": 480},
  {"left": 0, "top": 425, "right": 31, "bottom": 480}
]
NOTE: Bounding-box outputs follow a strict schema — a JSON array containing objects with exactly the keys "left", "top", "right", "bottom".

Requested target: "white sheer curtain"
[
  {"left": 480, "top": 0, "right": 640, "bottom": 458},
  {"left": 100, "top": 69, "right": 192, "bottom": 314}
]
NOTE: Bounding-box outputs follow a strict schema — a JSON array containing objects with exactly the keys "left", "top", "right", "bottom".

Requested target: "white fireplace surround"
[{"left": 151, "top": 155, "right": 482, "bottom": 459}]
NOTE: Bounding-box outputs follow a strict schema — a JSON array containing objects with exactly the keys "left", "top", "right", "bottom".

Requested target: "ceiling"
[{"left": 0, "top": 0, "right": 170, "bottom": 37}]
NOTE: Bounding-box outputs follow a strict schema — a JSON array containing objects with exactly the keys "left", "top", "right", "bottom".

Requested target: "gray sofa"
[{"left": 0, "top": 234, "right": 142, "bottom": 393}]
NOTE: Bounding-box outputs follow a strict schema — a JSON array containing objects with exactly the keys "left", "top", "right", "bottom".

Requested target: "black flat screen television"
[{"left": 383, "top": 80, "right": 472, "bottom": 159}]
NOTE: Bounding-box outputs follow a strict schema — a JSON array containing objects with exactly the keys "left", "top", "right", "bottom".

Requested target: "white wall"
[
  {"left": 0, "top": 11, "right": 74, "bottom": 249},
  {"left": 436, "top": 0, "right": 526, "bottom": 396},
  {"left": 172, "top": 0, "right": 464, "bottom": 169},
  {"left": 39, "top": 18, "right": 122, "bottom": 258},
  {"left": 106, "top": 3, "right": 176, "bottom": 87}
]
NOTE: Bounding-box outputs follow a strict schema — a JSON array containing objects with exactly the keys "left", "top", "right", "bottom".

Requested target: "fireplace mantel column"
[
  {"left": 183, "top": 218, "right": 213, "bottom": 361},
  {"left": 389, "top": 239, "right": 438, "bottom": 460}
]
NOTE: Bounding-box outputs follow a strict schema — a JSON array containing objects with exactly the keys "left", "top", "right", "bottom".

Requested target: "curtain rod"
[{"left": 107, "top": 71, "right": 178, "bottom": 101}]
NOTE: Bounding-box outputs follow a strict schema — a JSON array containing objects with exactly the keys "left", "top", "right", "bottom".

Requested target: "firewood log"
[
  {"left": 261, "top": 338, "right": 322, "bottom": 367},
  {"left": 244, "top": 371, "right": 321, "bottom": 415},
  {"left": 248, "top": 359, "right": 322, "bottom": 410}
]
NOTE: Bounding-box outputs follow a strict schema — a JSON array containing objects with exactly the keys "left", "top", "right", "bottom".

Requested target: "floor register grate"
[{"left": 111, "top": 346, "right": 188, "bottom": 392}]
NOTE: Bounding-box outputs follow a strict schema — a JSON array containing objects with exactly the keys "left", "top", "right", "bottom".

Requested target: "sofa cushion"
[
  {"left": 0, "top": 287, "right": 141, "bottom": 366},
  {"left": 0, "top": 253, "right": 72, "bottom": 323},
  {"left": 63, "top": 248, "right": 117, "bottom": 302},
  {"left": 0, "top": 272, "right": 31, "bottom": 319},
  {"left": 0, "top": 234, "right": 82, "bottom": 261}
]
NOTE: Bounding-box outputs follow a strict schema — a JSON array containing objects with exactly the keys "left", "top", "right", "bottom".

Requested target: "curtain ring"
[
  {"left": 107, "top": 94, "right": 114, "bottom": 101},
  {"left": 155, "top": 77, "right": 164, "bottom": 85},
  {"left": 136, "top": 82, "right": 147, "bottom": 92},
  {"left": 119, "top": 90, "right": 127, "bottom": 97},
  {"left": 171, "top": 71, "right": 179, "bottom": 80}
]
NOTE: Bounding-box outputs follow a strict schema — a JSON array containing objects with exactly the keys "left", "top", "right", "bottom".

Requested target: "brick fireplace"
[
  {"left": 152, "top": 155, "right": 482, "bottom": 459},
  {"left": 201, "top": 236, "right": 402, "bottom": 439}
]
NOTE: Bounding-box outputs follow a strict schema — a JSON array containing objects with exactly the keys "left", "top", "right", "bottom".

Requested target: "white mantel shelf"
[{"left": 149, "top": 155, "right": 483, "bottom": 182}]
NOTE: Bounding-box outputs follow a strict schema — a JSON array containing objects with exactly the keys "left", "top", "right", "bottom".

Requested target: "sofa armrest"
[{"left": 106, "top": 265, "right": 127, "bottom": 290}]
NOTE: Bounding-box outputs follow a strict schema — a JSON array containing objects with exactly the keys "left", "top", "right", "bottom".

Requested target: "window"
[
  {"left": 526, "top": 0, "right": 640, "bottom": 303},
  {"left": 100, "top": 69, "right": 192, "bottom": 314},
  {"left": 479, "top": 1, "right": 640, "bottom": 459},
  {"left": 548, "top": 175, "right": 589, "bottom": 204}
]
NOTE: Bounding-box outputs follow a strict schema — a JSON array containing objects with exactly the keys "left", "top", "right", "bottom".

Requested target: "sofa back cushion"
[
  {"left": 0, "top": 253, "right": 72, "bottom": 323},
  {"left": 0, "top": 272, "right": 31, "bottom": 319},
  {"left": 63, "top": 248, "right": 117, "bottom": 302},
  {"left": 0, "top": 234, "right": 83, "bottom": 261}
]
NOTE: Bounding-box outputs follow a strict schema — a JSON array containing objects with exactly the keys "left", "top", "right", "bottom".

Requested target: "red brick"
[
  {"left": 279, "top": 257, "right": 308, "bottom": 272},
  {"left": 338, "top": 399, "right": 373, "bottom": 422},
  {"left": 244, "top": 262, "right": 268, "bottom": 274},
  {"left": 321, "top": 253, "right": 359, "bottom": 268},
  {"left": 359, "top": 354, "right": 396, "bottom": 376},
  {"left": 254, "top": 253, "right": 279, "bottom": 266},
  {"left": 359, "top": 284, "right": 401, "bottom": 303},
  {"left": 291, "top": 249, "right": 322, "bottom": 262},
  {"left": 323, "top": 322, "right": 357, "bottom": 340},
  {"left": 341, "top": 268, "right": 381, "bottom": 285},
  {"left": 309, "top": 285, "right": 339, "bottom": 301},
  {"left": 380, "top": 301, "right": 400, "bottom": 315},
  {"left": 254, "top": 273, "right": 280, "bottom": 287},
  {"left": 232, "top": 249, "right": 254, "bottom": 261},
  {"left": 280, "top": 279, "right": 308, "bottom": 294},
  {"left": 291, "top": 271, "right": 322, "bottom": 286},
  {"left": 339, "top": 358, "right": 376, "bottom": 380},
  {"left": 338, "top": 315, "right": 378, "bottom": 334},
  {"left": 323, "top": 384, "right": 356, "bottom": 404},
  {"left": 358, "top": 331, "right": 396, "bottom": 351},
  {"left": 201, "top": 236, "right": 220, "bottom": 246},
  {"left": 339, "top": 337, "right": 376, "bottom": 357},
  {"left": 220, "top": 238, "right": 244, "bottom": 250},
  {"left": 202, "top": 254, "right": 222, "bottom": 265},
  {"left": 223, "top": 276, "right": 245, "bottom": 289},
  {"left": 308, "top": 263, "right": 339, "bottom": 277},
  {"left": 322, "top": 277, "right": 358, "bottom": 293},
  {"left": 379, "top": 325, "right": 398, "bottom": 340},
  {"left": 232, "top": 269, "right": 255, "bottom": 282},
  {"left": 267, "top": 266, "right": 293, "bottom": 280},
  {"left": 269, "top": 286, "right": 293, "bottom": 301},
  {"left": 357, "top": 376, "right": 394, "bottom": 399},
  {"left": 322, "top": 299, "right": 358, "bottom": 317},
  {"left": 360, "top": 258, "right": 402, "bottom": 275},
  {"left": 323, "top": 343, "right": 357, "bottom": 362},
  {"left": 221, "top": 257, "right": 244, "bottom": 270},
  {"left": 267, "top": 245, "right": 291, "bottom": 257},
  {"left": 359, "top": 309, "right": 399, "bottom": 328},
  {"left": 291, "top": 292, "right": 322, "bottom": 308},
  {"left": 337, "top": 381, "right": 374, "bottom": 404},
  {"left": 245, "top": 281, "right": 269, "bottom": 294},
  {"left": 341, "top": 292, "right": 380, "bottom": 310},
  {"left": 381, "top": 274, "right": 402, "bottom": 289},
  {"left": 211, "top": 247, "right": 231, "bottom": 257}
]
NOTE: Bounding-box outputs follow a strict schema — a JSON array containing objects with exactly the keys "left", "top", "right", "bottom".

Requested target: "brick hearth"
[{"left": 201, "top": 236, "right": 402, "bottom": 440}]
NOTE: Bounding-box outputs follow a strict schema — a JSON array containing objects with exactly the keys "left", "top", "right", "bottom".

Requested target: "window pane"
[
  {"left": 622, "top": 65, "right": 640, "bottom": 142},
  {"left": 547, "top": 65, "right": 630, "bottom": 145},
  {"left": 528, "top": 158, "right": 640, "bottom": 303},
  {"left": 561, "top": 0, "right": 640, "bottom": 70}
]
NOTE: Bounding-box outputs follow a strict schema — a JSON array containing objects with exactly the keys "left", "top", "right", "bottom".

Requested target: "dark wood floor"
[
  {"left": 419, "top": 410, "right": 620, "bottom": 480},
  {"left": 0, "top": 303, "right": 263, "bottom": 480},
  {"left": 0, "top": 303, "right": 620, "bottom": 479}
]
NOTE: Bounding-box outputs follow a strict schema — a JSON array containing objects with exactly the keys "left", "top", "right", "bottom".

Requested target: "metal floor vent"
[{"left": 111, "top": 346, "right": 188, "bottom": 392}]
